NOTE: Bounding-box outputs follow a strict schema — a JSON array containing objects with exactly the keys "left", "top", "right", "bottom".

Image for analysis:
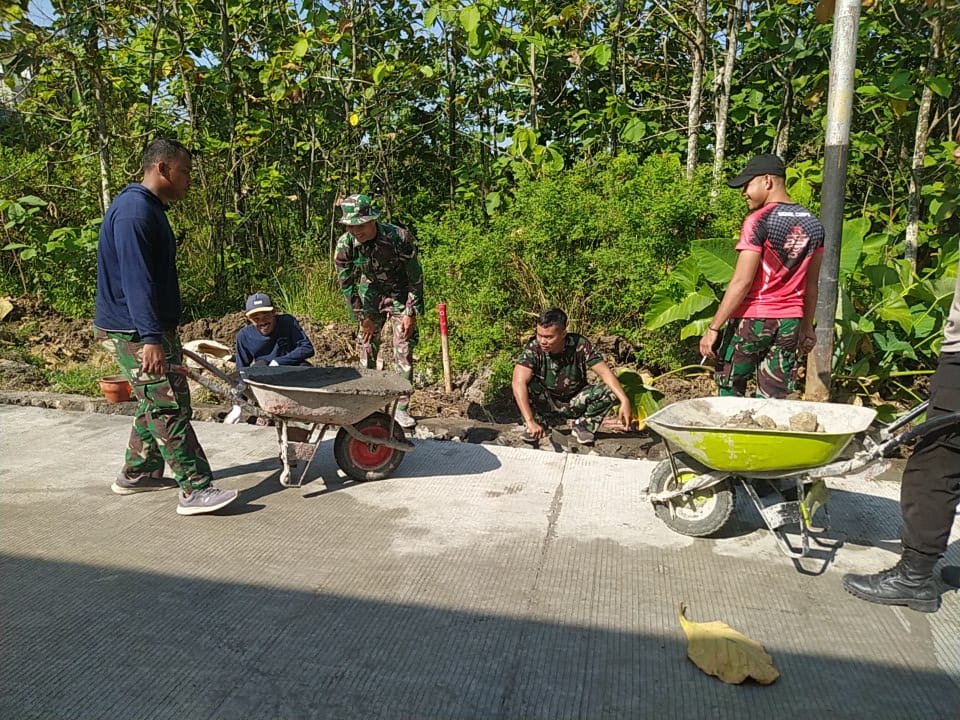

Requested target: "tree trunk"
[
  {"left": 772, "top": 75, "right": 792, "bottom": 158},
  {"left": 609, "top": 0, "right": 624, "bottom": 155},
  {"left": 685, "top": 0, "right": 707, "bottom": 180},
  {"left": 905, "top": 0, "right": 943, "bottom": 270},
  {"left": 528, "top": 42, "right": 539, "bottom": 131},
  {"left": 445, "top": 22, "right": 458, "bottom": 204},
  {"left": 713, "top": 0, "right": 742, "bottom": 186},
  {"left": 218, "top": 0, "right": 240, "bottom": 286},
  {"left": 82, "top": 25, "right": 112, "bottom": 212}
]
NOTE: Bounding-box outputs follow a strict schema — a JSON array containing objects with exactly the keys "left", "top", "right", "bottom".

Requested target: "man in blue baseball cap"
[{"left": 224, "top": 292, "right": 315, "bottom": 424}]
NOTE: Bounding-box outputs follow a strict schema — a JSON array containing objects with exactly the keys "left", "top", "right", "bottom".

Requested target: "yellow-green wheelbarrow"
[{"left": 644, "top": 397, "right": 960, "bottom": 559}]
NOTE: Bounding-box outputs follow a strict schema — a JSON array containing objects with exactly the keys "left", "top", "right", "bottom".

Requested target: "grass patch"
[
  {"left": 274, "top": 266, "right": 350, "bottom": 322},
  {"left": 49, "top": 359, "right": 116, "bottom": 396}
]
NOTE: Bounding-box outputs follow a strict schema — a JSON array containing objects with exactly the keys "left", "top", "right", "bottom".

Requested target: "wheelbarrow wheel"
[
  {"left": 334, "top": 412, "right": 406, "bottom": 481},
  {"left": 649, "top": 456, "right": 735, "bottom": 537}
]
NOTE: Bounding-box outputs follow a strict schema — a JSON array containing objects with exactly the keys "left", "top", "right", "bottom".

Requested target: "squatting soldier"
[
  {"left": 512, "top": 307, "right": 633, "bottom": 446},
  {"left": 93, "top": 138, "right": 237, "bottom": 515},
  {"left": 699, "top": 154, "right": 825, "bottom": 398},
  {"left": 334, "top": 193, "right": 424, "bottom": 429}
]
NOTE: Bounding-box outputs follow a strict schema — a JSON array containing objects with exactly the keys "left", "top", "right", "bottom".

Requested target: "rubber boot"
[{"left": 842, "top": 548, "right": 940, "bottom": 613}]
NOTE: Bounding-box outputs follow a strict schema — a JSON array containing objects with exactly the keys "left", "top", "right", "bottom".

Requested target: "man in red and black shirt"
[{"left": 699, "top": 154, "right": 824, "bottom": 398}]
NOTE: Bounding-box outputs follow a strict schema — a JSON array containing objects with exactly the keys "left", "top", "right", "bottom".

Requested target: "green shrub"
[{"left": 418, "top": 152, "right": 747, "bottom": 375}]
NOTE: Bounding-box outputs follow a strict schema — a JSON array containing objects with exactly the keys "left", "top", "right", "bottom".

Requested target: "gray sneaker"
[
  {"left": 570, "top": 420, "right": 595, "bottom": 446},
  {"left": 176, "top": 486, "right": 239, "bottom": 516},
  {"left": 394, "top": 409, "right": 417, "bottom": 429},
  {"left": 112, "top": 470, "right": 178, "bottom": 495}
]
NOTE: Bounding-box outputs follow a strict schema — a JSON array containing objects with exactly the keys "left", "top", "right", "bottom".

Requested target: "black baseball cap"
[{"left": 727, "top": 154, "right": 786, "bottom": 188}]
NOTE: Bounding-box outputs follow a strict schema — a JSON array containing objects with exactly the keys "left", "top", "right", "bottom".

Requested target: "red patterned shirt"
[{"left": 732, "top": 202, "right": 824, "bottom": 318}]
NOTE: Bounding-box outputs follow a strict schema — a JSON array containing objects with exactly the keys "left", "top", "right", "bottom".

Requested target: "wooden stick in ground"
[{"left": 438, "top": 303, "right": 453, "bottom": 393}]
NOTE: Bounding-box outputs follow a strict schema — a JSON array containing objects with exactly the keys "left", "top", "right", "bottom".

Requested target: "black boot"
[{"left": 842, "top": 548, "right": 940, "bottom": 613}]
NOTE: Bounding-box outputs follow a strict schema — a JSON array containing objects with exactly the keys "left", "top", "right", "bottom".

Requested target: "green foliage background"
[{"left": 1, "top": 0, "right": 959, "bottom": 401}]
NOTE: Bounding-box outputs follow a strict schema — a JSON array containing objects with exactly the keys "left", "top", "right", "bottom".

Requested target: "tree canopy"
[{"left": 1, "top": 0, "right": 958, "bottom": 399}]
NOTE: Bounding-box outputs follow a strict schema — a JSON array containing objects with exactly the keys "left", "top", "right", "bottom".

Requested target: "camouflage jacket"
[
  {"left": 334, "top": 222, "right": 425, "bottom": 322},
  {"left": 515, "top": 332, "right": 603, "bottom": 402}
]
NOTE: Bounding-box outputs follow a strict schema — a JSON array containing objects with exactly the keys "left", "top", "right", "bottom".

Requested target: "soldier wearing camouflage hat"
[{"left": 334, "top": 194, "right": 423, "bottom": 428}]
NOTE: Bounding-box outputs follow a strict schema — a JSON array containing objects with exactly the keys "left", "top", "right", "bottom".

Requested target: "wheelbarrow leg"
[
  {"left": 293, "top": 424, "right": 326, "bottom": 487},
  {"left": 277, "top": 421, "right": 326, "bottom": 488},
  {"left": 741, "top": 478, "right": 811, "bottom": 559},
  {"left": 277, "top": 422, "right": 294, "bottom": 487}
]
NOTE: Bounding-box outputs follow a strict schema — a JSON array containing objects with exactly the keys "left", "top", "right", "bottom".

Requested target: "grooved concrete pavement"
[{"left": 1, "top": 405, "right": 958, "bottom": 719}]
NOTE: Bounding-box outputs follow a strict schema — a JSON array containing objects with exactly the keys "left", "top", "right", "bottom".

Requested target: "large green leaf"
[
  {"left": 690, "top": 240, "right": 736, "bottom": 284},
  {"left": 875, "top": 331, "right": 916, "bottom": 360},
  {"left": 291, "top": 37, "right": 308, "bottom": 59},
  {"left": 621, "top": 118, "right": 646, "bottom": 142},
  {"left": 644, "top": 288, "right": 715, "bottom": 330},
  {"left": 862, "top": 231, "right": 896, "bottom": 262},
  {"left": 459, "top": 5, "right": 480, "bottom": 32},
  {"left": 862, "top": 263, "right": 900, "bottom": 289},
  {"left": 925, "top": 76, "right": 952, "bottom": 98},
  {"left": 670, "top": 256, "right": 703, "bottom": 293},
  {"left": 839, "top": 217, "right": 870, "bottom": 275},
  {"left": 909, "top": 309, "right": 936, "bottom": 340},
  {"left": 876, "top": 286, "right": 912, "bottom": 333},
  {"left": 837, "top": 288, "right": 856, "bottom": 322}
]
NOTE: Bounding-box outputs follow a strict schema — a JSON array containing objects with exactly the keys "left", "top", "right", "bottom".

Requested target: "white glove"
[
  {"left": 224, "top": 405, "right": 242, "bottom": 424},
  {"left": 269, "top": 360, "right": 279, "bottom": 367}
]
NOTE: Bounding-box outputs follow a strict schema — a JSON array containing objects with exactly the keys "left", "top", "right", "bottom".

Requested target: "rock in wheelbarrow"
[{"left": 789, "top": 412, "right": 819, "bottom": 433}]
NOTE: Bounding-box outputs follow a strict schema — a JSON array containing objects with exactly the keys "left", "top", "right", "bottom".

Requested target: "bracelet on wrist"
[{"left": 709, "top": 326, "right": 721, "bottom": 332}]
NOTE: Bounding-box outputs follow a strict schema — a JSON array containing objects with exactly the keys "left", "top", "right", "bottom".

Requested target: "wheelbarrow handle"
[
  {"left": 877, "top": 400, "right": 929, "bottom": 440},
  {"left": 181, "top": 347, "right": 236, "bottom": 386},
  {"left": 872, "top": 410, "right": 960, "bottom": 459},
  {"left": 173, "top": 348, "right": 269, "bottom": 419}
]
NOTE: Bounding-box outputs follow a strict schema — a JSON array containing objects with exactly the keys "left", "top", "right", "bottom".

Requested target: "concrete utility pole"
[{"left": 805, "top": 0, "right": 862, "bottom": 401}]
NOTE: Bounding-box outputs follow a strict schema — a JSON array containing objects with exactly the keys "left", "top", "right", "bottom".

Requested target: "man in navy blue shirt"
[
  {"left": 94, "top": 138, "right": 237, "bottom": 516},
  {"left": 235, "top": 292, "right": 315, "bottom": 369}
]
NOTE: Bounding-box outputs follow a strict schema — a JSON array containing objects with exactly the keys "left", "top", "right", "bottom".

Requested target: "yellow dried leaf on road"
[{"left": 678, "top": 604, "right": 779, "bottom": 685}]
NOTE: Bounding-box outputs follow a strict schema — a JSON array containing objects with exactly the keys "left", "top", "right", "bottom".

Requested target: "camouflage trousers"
[
  {"left": 715, "top": 317, "right": 801, "bottom": 399},
  {"left": 95, "top": 327, "right": 213, "bottom": 491},
  {"left": 529, "top": 381, "right": 616, "bottom": 433},
  {"left": 358, "top": 298, "right": 418, "bottom": 411}
]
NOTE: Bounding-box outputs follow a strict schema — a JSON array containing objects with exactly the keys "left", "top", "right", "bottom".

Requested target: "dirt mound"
[
  {"left": 0, "top": 295, "right": 98, "bottom": 366},
  {"left": 180, "top": 313, "right": 361, "bottom": 367},
  {"left": 0, "top": 295, "right": 719, "bottom": 459}
]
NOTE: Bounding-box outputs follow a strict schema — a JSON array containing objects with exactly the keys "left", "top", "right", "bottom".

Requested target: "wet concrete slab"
[{"left": 1, "top": 404, "right": 958, "bottom": 719}]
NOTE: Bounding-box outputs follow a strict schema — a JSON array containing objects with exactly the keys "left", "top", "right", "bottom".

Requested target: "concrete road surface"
[{"left": 1, "top": 405, "right": 958, "bottom": 719}]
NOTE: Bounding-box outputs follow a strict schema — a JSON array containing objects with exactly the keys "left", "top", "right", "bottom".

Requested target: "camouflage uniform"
[
  {"left": 95, "top": 328, "right": 214, "bottom": 491},
  {"left": 715, "top": 318, "right": 801, "bottom": 398},
  {"left": 334, "top": 220, "right": 424, "bottom": 410},
  {"left": 515, "top": 333, "right": 615, "bottom": 433}
]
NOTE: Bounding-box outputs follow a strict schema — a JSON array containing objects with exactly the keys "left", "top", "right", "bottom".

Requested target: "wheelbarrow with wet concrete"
[
  {"left": 180, "top": 350, "right": 415, "bottom": 487},
  {"left": 644, "top": 396, "right": 960, "bottom": 559}
]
